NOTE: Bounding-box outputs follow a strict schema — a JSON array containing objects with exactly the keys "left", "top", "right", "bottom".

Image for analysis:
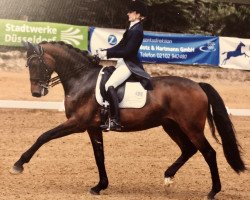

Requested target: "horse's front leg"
[
  {"left": 10, "top": 118, "right": 82, "bottom": 174},
  {"left": 87, "top": 127, "right": 108, "bottom": 195}
]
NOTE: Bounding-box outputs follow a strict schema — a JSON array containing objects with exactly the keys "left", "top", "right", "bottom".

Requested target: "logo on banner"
[
  {"left": 108, "top": 34, "right": 117, "bottom": 45},
  {"left": 60, "top": 27, "right": 83, "bottom": 46},
  {"left": 199, "top": 42, "right": 216, "bottom": 52},
  {"left": 221, "top": 41, "right": 250, "bottom": 65}
]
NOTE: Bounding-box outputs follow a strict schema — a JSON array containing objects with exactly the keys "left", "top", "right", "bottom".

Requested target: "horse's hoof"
[
  {"left": 205, "top": 194, "right": 216, "bottom": 200},
  {"left": 9, "top": 165, "right": 24, "bottom": 175},
  {"left": 164, "top": 177, "right": 174, "bottom": 187},
  {"left": 89, "top": 188, "right": 100, "bottom": 195},
  {"left": 205, "top": 196, "right": 215, "bottom": 200}
]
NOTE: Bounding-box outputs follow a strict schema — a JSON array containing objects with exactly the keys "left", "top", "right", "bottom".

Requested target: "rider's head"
[{"left": 127, "top": 0, "right": 148, "bottom": 22}]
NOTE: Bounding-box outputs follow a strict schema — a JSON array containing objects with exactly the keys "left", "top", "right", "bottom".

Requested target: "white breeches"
[{"left": 105, "top": 59, "right": 132, "bottom": 91}]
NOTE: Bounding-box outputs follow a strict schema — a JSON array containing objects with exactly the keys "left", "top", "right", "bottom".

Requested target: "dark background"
[{"left": 0, "top": 0, "right": 250, "bottom": 38}]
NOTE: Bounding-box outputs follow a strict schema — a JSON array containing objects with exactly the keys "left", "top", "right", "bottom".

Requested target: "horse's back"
[
  {"left": 151, "top": 75, "right": 203, "bottom": 94},
  {"left": 147, "top": 75, "right": 208, "bottom": 123}
]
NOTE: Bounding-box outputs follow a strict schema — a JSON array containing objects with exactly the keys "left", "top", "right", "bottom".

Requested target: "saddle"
[
  {"left": 95, "top": 66, "right": 147, "bottom": 126},
  {"left": 95, "top": 66, "right": 147, "bottom": 108},
  {"left": 99, "top": 66, "right": 124, "bottom": 103}
]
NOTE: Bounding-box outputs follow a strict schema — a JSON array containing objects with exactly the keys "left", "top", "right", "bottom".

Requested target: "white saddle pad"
[{"left": 95, "top": 68, "right": 147, "bottom": 108}]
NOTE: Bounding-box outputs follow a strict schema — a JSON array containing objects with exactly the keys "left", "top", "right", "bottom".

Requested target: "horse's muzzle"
[
  {"left": 31, "top": 84, "right": 49, "bottom": 97},
  {"left": 32, "top": 92, "right": 42, "bottom": 97},
  {"left": 32, "top": 88, "right": 48, "bottom": 97}
]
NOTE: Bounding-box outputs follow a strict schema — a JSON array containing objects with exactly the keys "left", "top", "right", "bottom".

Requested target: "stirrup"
[
  {"left": 100, "top": 119, "right": 110, "bottom": 132},
  {"left": 100, "top": 119, "right": 122, "bottom": 132},
  {"left": 109, "top": 119, "right": 122, "bottom": 131}
]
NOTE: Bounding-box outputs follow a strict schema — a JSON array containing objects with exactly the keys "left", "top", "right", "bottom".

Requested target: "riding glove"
[{"left": 97, "top": 49, "right": 107, "bottom": 59}]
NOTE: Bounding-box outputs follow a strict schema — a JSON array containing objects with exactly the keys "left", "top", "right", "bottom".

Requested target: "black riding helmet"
[{"left": 128, "top": 0, "right": 148, "bottom": 18}]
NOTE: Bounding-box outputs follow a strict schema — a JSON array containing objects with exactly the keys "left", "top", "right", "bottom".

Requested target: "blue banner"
[{"left": 140, "top": 32, "right": 219, "bottom": 66}]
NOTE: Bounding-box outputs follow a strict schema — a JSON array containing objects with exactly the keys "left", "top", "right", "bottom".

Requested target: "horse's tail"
[{"left": 199, "top": 82, "right": 246, "bottom": 173}]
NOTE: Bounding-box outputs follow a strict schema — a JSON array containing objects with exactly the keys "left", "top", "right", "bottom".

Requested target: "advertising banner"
[
  {"left": 0, "top": 19, "right": 88, "bottom": 50},
  {"left": 89, "top": 27, "right": 124, "bottom": 57},
  {"left": 89, "top": 27, "right": 219, "bottom": 66},
  {"left": 141, "top": 32, "right": 219, "bottom": 65},
  {"left": 219, "top": 37, "right": 250, "bottom": 70}
]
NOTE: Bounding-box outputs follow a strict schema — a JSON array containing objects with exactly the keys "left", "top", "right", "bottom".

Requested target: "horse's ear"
[
  {"left": 33, "top": 44, "right": 42, "bottom": 55},
  {"left": 22, "top": 41, "right": 31, "bottom": 50},
  {"left": 22, "top": 41, "right": 42, "bottom": 55}
]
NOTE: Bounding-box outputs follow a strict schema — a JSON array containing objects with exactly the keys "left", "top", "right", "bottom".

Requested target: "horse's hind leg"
[
  {"left": 162, "top": 119, "right": 197, "bottom": 185},
  {"left": 166, "top": 118, "right": 221, "bottom": 199},
  {"left": 189, "top": 134, "right": 221, "bottom": 200},
  {"left": 222, "top": 58, "right": 227, "bottom": 65}
]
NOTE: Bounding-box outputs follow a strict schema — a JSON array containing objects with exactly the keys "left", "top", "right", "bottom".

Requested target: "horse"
[
  {"left": 222, "top": 41, "right": 249, "bottom": 65},
  {"left": 10, "top": 41, "right": 246, "bottom": 200}
]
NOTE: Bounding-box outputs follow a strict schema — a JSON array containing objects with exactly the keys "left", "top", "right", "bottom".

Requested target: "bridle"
[
  {"left": 25, "top": 41, "right": 99, "bottom": 90},
  {"left": 26, "top": 46, "right": 58, "bottom": 90}
]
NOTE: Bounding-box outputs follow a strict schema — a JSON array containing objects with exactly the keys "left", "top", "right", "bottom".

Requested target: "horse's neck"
[
  {"left": 236, "top": 45, "right": 242, "bottom": 51},
  {"left": 55, "top": 60, "right": 100, "bottom": 95}
]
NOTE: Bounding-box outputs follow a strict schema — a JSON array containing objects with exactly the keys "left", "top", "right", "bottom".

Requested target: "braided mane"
[
  {"left": 39, "top": 41, "right": 100, "bottom": 66},
  {"left": 39, "top": 41, "right": 89, "bottom": 56}
]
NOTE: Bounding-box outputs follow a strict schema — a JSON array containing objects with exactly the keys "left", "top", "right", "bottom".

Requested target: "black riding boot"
[{"left": 101, "top": 86, "right": 122, "bottom": 131}]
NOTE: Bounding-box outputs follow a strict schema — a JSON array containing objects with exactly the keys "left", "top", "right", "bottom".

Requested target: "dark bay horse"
[{"left": 10, "top": 41, "right": 246, "bottom": 199}]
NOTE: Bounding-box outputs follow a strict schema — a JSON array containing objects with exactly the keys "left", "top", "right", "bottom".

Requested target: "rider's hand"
[{"left": 96, "top": 49, "right": 107, "bottom": 59}]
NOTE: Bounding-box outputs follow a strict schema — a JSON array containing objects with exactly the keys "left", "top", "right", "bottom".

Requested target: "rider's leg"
[
  {"left": 105, "top": 59, "right": 132, "bottom": 91},
  {"left": 106, "top": 86, "right": 122, "bottom": 131},
  {"left": 102, "top": 59, "right": 131, "bottom": 131}
]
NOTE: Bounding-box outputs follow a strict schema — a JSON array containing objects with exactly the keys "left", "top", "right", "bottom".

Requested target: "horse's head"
[
  {"left": 239, "top": 42, "right": 246, "bottom": 47},
  {"left": 23, "top": 41, "right": 56, "bottom": 97}
]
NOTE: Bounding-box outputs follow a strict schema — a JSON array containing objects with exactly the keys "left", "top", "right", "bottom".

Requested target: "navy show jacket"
[{"left": 106, "top": 22, "right": 153, "bottom": 90}]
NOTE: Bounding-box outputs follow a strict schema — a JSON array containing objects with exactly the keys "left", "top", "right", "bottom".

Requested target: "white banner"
[
  {"left": 219, "top": 37, "right": 250, "bottom": 70},
  {"left": 89, "top": 27, "right": 124, "bottom": 59}
]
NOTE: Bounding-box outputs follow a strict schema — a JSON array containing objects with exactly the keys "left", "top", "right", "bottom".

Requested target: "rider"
[{"left": 97, "top": 0, "right": 153, "bottom": 131}]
